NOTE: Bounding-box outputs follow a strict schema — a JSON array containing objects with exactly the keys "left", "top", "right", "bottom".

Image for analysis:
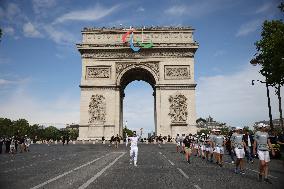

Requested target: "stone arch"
[{"left": 116, "top": 63, "right": 159, "bottom": 89}]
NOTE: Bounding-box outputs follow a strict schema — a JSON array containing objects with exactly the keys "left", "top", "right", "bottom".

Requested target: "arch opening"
[{"left": 118, "top": 67, "right": 157, "bottom": 138}]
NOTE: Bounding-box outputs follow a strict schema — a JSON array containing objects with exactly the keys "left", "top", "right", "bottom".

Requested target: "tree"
[
  {"left": 44, "top": 126, "right": 60, "bottom": 141},
  {"left": 0, "top": 118, "right": 13, "bottom": 136},
  {"left": 68, "top": 129, "right": 79, "bottom": 140},
  {"left": 197, "top": 129, "right": 210, "bottom": 136},
  {"left": 196, "top": 118, "right": 207, "bottom": 128},
  {"left": 123, "top": 127, "right": 134, "bottom": 138},
  {"left": 251, "top": 3, "right": 284, "bottom": 131}
]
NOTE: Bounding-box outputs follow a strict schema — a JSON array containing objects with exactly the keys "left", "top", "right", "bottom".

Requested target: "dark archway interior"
[{"left": 120, "top": 68, "right": 156, "bottom": 93}]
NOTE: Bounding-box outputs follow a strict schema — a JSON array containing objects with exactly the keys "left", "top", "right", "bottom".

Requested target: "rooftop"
[{"left": 82, "top": 26, "right": 194, "bottom": 32}]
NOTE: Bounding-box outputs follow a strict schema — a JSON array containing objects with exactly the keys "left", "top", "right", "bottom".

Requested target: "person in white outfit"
[{"left": 126, "top": 128, "right": 143, "bottom": 167}]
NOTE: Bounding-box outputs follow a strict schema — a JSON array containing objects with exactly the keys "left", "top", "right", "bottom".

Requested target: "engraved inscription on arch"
[
  {"left": 164, "top": 65, "right": 190, "bottom": 80},
  {"left": 86, "top": 66, "right": 111, "bottom": 79}
]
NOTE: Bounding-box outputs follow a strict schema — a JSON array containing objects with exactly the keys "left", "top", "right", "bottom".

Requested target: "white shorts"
[
  {"left": 234, "top": 148, "right": 245, "bottom": 158},
  {"left": 201, "top": 145, "right": 205, "bottom": 151},
  {"left": 176, "top": 142, "right": 180, "bottom": 147},
  {"left": 215, "top": 146, "right": 224, "bottom": 154},
  {"left": 205, "top": 147, "right": 211, "bottom": 152},
  {"left": 194, "top": 144, "right": 199, "bottom": 149},
  {"left": 257, "top": 150, "right": 270, "bottom": 162}
]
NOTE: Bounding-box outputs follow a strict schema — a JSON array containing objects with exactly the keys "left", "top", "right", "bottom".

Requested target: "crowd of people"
[
  {"left": 0, "top": 135, "right": 31, "bottom": 155},
  {"left": 174, "top": 123, "right": 284, "bottom": 184}
]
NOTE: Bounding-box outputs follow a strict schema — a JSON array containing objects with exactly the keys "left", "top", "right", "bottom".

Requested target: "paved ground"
[{"left": 0, "top": 143, "right": 283, "bottom": 189}]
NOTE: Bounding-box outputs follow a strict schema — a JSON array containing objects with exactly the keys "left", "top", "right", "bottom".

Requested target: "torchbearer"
[{"left": 126, "top": 128, "right": 143, "bottom": 167}]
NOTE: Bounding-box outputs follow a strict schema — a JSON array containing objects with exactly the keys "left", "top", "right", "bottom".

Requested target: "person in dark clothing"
[
  {"left": 183, "top": 135, "right": 193, "bottom": 164},
  {"left": 0, "top": 137, "right": 3, "bottom": 154},
  {"left": 62, "top": 136, "right": 66, "bottom": 146},
  {"left": 5, "top": 137, "right": 11, "bottom": 153},
  {"left": 243, "top": 130, "right": 254, "bottom": 163},
  {"left": 226, "top": 131, "right": 235, "bottom": 163}
]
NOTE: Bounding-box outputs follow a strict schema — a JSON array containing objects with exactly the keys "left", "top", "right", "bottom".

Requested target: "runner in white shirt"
[
  {"left": 175, "top": 134, "right": 181, "bottom": 153},
  {"left": 253, "top": 123, "right": 275, "bottom": 183},
  {"left": 126, "top": 128, "right": 143, "bottom": 167},
  {"left": 231, "top": 127, "right": 246, "bottom": 174}
]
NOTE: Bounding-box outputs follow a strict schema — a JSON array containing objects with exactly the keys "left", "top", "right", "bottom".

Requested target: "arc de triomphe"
[{"left": 77, "top": 27, "right": 198, "bottom": 140}]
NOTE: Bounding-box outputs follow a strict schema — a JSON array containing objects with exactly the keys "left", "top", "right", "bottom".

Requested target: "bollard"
[
  {"left": 93, "top": 141, "right": 96, "bottom": 144},
  {"left": 73, "top": 141, "right": 76, "bottom": 144},
  {"left": 146, "top": 140, "right": 148, "bottom": 144},
  {"left": 163, "top": 140, "right": 166, "bottom": 144},
  {"left": 82, "top": 139, "right": 85, "bottom": 144},
  {"left": 154, "top": 140, "right": 156, "bottom": 144},
  {"left": 55, "top": 140, "right": 58, "bottom": 144},
  {"left": 102, "top": 140, "right": 105, "bottom": 144}
]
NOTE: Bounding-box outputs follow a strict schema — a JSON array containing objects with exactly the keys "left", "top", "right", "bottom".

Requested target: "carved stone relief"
[
  {"left": 81, "top": 50, "right": 194, "bottom": 59},
  {"left": 168, "top": 94, "right": 188, "bottom": 123},
  {"left": 116, "top": 62, "right": 159, "bottom": 80},
  {"left": 88, "top": 94, "right": 106, "bottom": 124},
  {"left": 86, "top": 66, "right": 111, "bottom": 79},
  {"left": 164, "top": 65, "right": 190, "bottom": 80}
]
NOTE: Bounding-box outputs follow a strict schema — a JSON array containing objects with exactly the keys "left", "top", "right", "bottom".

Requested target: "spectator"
[
  {"left": 243, "top": 130, "right": 254, "bottom": 163},
  {"left": 0, "top": 137, "right": 3, "bottom": 154}
]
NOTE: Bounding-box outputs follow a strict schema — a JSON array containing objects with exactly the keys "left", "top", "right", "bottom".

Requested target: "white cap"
[
  {"left": 258, "top": 123, "right": 266, "bottom": 128},
  {"left": 212, "top": 129, "right": 216, "bottom": 132},
  {"left": 201, "top": 133, "right": 205, "bottom": 136},
  {"left": 236, "top": 127, "right": 242, "bottom": 130}
]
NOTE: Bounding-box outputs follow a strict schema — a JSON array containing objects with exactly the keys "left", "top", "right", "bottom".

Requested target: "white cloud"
[
  {"left": 255, "top": 3, "right": 273, "bottom": 14},
  {"left": 165, "top": 5, "right": 187, "bottom": 16},
  {"left": 54, "top": 4, "right": 119, "bottom": 24},
  {"left": 213, "top": 50, "right": 226, "bottom": 57},
  {"left": 137, "top": 7, "right": 145, "bottom": 12},
  {"left": 164, "top": 0, "right": 233, "bottom": 17},
  {"left": 32, "top": 0, "right": 56, "bottom": 14},
  {"left": 236, "top": 19, "right": 262, "bottom": 37},
  {"left": 3, "top": 26, "right": 15, "bottom": 36},
  {"left": 23, "top": 22, "right": 42, "bottom": 38},
  {"left": 43, "top": 25, "right": 78, "bottom": 45},
  {"left": 0, "top": 86, "right": 79, "bottom": 127},
  {"left": 196, "top": 64, "right": 283, "bottom": 127},
  {"left": 6, "top": 3, "right": 21, "bottom": 20}
]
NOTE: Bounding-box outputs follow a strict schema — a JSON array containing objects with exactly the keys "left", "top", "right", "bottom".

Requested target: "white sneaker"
[
  {"left": 134, "top": 163, "right": 137, "bottom": 167},
  {"left": 130, "top": 161, "right": 132, "bottom": 165},
  {"left": 231, "top": 161, "right": 234, "bottom": 164}
]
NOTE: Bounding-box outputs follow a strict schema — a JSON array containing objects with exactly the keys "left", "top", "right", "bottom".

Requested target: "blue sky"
[{"left": 0, "top": 0, "right": 283, "bottom": 132}]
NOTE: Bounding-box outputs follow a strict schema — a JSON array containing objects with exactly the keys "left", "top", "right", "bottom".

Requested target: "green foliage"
[
  {"left": 251, "top": 4, "right": 284, "bottom": 87},
  {"left": 68, "top": 129, "right": 79, "bottom": 140},
  {"left": 123, "top": 127, "right": 134, "bottom": 138},
  {"left": 197, "top": 129, "right": 210, "bottom": 136},
  {"left": 0, "top": 117, "right": 78, "bottom": 141},
  {"left": 44, "top": 126, "right": 61, "bottom": 140}
]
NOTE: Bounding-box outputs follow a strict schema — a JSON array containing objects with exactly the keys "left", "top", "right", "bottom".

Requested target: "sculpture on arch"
[
  {"left": 88, "top": 94, "right": 106, "bottom": 124},
  {"left": 168, "top": 94, "right": 188, "bottom": 123}
]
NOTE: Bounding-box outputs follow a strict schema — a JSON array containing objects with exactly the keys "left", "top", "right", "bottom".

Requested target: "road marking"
[
  {"left": 177, "top": 168, "right": 189, "bottom": 179},
  {"left": 78, "top": 152, "right": 126, "bottom": 189},
  {"left": 224, "top": 161, "right": 278, "bottom": 179},
  {"left": 245, "top": 168, "right": 278, "bottom": 179},
  {"left": 168, "top": 159, "right": 175, "bottom": 166},
  {"left": 193, "top": 185, "right": 202, "bottom": 189},
  {"left": 159, "top": 152, "right": 162, "bottom": 155},
  {"left": 30, "top": 154, "right": 109, "bottom": 189},
  {"left": 163, "top": 155, "right": 167, "bottom": 158}
]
